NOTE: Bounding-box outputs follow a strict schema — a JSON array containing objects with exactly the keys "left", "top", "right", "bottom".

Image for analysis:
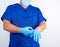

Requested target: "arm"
[
  {"left": 35, "top": 21, "right": 46, "bottom": 32},
  {"left": 32, "top": 21, "right": 46, "bottom": 42},
  {"left": 3, "top": 19, "right": 33, "bottom": 36},
  {"left": 3, "top": 19, "right": 19, "bottom": 33}
]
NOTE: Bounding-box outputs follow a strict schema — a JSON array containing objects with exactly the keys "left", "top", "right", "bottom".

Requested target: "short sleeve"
[
  {"left": 1, "top": 6, "right": 12, "bottom": 22},
  {"left": 37, "top": 8, "right": 46, "bottom": 24}
]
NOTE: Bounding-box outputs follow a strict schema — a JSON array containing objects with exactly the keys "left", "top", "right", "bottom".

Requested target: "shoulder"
[
  {"left": 7, "top": 3, "right": 19, "bottom": 9},
  {"left": 30, "top": 5, "right": 40, "bottom": 11}
]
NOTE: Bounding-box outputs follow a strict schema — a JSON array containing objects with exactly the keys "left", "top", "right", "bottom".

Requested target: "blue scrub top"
[
  {"left": 1, "top": 3, "right": 46, "bottom": 28},
  {"left": 1, "top": 3, "right": 46, "bottom": 41}
]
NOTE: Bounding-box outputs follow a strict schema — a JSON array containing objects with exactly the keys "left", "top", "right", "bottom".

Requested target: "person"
[{"left": 1, "top": 0, "right": 46, "bottom": 47}]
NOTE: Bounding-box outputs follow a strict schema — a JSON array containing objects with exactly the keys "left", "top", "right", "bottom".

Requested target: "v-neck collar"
[{"left": 16, "top": 3, "right": 31, "bottom": 10}]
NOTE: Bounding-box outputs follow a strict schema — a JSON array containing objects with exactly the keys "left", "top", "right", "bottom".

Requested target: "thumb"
[{"left": 30, "top": 34, "right": 33, "bottom": 38}]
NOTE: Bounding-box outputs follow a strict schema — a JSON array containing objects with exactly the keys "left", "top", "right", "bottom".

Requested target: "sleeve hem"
[
  {"left": 39, "top": 19, "right": 47, "bottom": 23},
  {"left": 1, "top": 17, "right": 11, "bottom": 22}
]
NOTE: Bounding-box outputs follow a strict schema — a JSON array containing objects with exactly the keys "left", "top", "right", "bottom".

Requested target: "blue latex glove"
[
  {"left": 30, "top": 30, "right": 41, "bottom": 42},
  {"left": 18, "top": 27, "right": 33, "bottom": 36}
]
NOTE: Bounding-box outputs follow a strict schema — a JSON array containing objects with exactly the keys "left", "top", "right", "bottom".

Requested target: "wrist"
[
  {"left": 35, "top": 27, "right": 41, "bottom": 32},
  {"left": 18, "top": 28, "right": 20, "bottom": 33},
  {"left": 18, "top": 27, "right": 23, "bottom": 33}
]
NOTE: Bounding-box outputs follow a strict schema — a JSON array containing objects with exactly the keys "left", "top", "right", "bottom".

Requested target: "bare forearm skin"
[
  {"left": 3, "top": 19, "right": 19, "bottom": 33},
  {"left": 35, "top": 21, "right": 46, "bottom": 32}
]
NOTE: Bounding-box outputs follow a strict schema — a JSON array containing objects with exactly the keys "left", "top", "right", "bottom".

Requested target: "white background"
[{"left": 0, "top": 0, "right": 60, "bottom": 47}]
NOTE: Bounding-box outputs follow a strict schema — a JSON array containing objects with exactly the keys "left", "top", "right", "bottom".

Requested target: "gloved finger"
[
  {"left": 28, "top": 27, "right": 32, "bottom": 30},
  {"left": 34, "top": 33, "right": 36, "bottom": 42},
  {"left": 36, "top": 34, "right": 38, "bottom": 42},
  {"left": 38, "top": 33, "right": 41, "bottom": 41},
  {"left": 35, "top": 34, "right": 37, "bottom": 42},
  {"left": 39, "top": 33, "right": 41, "bottom": 39},
  {"left": 27, "top": 27, "right": 33, "bottom": 30},
  {"left": 30, "top": 34, "right": 33, "bottom": 37},
  {"left": 37, "top": 34, "right": 40, "bottom": 42},
  {"left": 34, "top": 33, "right": 38, "bottom": 42}
]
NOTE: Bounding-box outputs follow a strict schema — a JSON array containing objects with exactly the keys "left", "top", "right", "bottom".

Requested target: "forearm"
[
  {"left": 35, "top": 21, "right": 46, "bottom": 32},
  {"left": 3, "top": 20, "right": 19, "bottom": 33}
]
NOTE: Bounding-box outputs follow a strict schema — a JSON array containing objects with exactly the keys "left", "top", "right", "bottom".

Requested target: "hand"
[
  {"left": 30, "top": 30, "right": 41, "bottom": 42},
  {"left": 19, "top": 27, "right": 34, "bottom": 36}
]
